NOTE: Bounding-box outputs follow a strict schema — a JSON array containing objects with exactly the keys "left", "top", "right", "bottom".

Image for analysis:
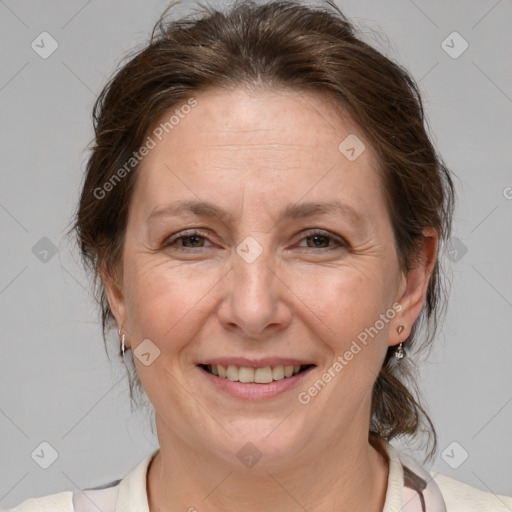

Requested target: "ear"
[
  {"left": 391, "top": 228, "right": 438, "bottom": 347},
  {"left": 100, "top": 261, "right": 129, "bottom": 348}
]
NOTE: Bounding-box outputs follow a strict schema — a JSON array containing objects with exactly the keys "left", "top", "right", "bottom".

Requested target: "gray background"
[{"left": 1, "top": 0, "right": 511, "bottom": 508}]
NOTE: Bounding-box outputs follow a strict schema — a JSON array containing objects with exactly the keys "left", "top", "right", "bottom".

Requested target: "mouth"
[{"left": 197, "top": 363, "right": 316, "bottom": 384}]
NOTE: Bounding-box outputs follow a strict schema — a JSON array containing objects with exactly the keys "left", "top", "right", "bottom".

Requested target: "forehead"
[
  {"left": 147, "top": 87, "right": 365, "bottom": 155},
  {"left": 132, "top": 87, "right": 384, "bottom": 223}
]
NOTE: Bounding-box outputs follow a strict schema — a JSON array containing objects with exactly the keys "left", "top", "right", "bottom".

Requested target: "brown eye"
[
  {"left": 178, "top": 234, "right": 206, "bottom": 248},
  {"left": 165, "top": 230, "right": 213, "bottom": 250},
  {"left": 298, "top": 230, "right": 346, "bottom": 250},
  {"left": 306, "top": 234, "right": 331, "bottom": 248}
]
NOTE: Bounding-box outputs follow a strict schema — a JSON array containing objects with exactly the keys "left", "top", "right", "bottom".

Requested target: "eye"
[
  {"left": 164, "top": 228, "right": 347, "bottom": 252},
  {"left": 164, "top": 230, "right": 214, "bottom": 250},
  {"left": 297, "top": 229, "right": 346, "bottom": 250}
]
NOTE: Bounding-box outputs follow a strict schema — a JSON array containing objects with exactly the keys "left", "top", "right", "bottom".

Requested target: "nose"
[{"left": 217, "top": 240, "right": 292, "bottom": 339}]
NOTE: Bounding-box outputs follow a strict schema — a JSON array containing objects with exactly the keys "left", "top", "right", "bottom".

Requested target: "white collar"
[{"left": 115, "top": 447, "right": 157, "bottom": 512}]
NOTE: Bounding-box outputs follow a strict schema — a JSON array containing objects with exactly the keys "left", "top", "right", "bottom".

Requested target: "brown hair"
[{"left": 72, "top": 0, "right": 455, "bottom": 461}]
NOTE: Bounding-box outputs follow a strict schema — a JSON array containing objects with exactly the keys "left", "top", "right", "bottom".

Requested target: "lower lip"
[{"left": 197, "top": 365, "right": 315, "bottom": 401}]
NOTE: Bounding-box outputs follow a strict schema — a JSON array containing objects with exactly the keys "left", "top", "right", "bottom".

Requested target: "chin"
[{"left": 205, "top": 419, "right": 306, "bottom": 468}]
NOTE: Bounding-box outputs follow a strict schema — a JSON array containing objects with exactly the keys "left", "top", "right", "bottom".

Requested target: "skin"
[{"left": 102, "top": 87, "right": 437, "bottom": 512}]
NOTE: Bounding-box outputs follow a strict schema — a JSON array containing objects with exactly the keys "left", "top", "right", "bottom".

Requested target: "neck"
[{"left": 147, "top": 420, "right": 389, "bottom": 512}]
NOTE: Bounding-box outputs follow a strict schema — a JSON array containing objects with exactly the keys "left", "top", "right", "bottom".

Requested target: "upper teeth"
[{"left": 208, "top": 364, "right": 302, "bottom": 383}]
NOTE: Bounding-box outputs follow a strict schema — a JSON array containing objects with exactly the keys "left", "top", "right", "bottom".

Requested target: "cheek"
[
  {"left": 288, "top": 262, "right": 394, "bottom": 338},
  {"left": 289, "top": 263, "right": 397, "bottom": 397},
  {"left": 121, "top": 260, "right": 221, "bottom": 402},
  {"left": 122, "top": 257, "right": 224, "bottom": 347}
]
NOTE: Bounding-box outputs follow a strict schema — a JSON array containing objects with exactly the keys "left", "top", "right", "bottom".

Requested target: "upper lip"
[{"left": 197, "top": 357, "right": 315, "bottom": 368}]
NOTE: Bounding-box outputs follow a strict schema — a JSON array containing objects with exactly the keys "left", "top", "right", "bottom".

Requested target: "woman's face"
[{"left": 104, "top": 87, "right": 434, "bottom": 466}]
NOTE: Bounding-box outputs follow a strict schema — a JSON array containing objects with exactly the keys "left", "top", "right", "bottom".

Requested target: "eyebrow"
[{"left": 147, "top": 199, "right": 363, "bottom": 226}]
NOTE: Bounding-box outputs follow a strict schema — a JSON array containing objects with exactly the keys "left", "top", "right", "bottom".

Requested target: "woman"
[{"left": 8, "top": 0, "right": 512, "bottom": 511}]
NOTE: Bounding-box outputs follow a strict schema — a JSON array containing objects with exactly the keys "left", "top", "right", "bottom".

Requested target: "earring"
[
  {"left": 118, "top": 329, "right": 126, "bottom": 356},
  {"left": 395, "top": 325, "right": 405, "bottom": 360}
]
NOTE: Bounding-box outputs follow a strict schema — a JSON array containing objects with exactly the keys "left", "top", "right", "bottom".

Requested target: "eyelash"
[{"left": 164, "top": 229, "right": 347, "bottom": 252}]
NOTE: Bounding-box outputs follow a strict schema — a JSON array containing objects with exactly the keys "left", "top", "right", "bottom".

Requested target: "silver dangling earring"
[
  {"left": 119, "top": 329, "right": 126, "bottom": 356},
  {"left": 395, "top": 325, "right": 405, "bottom": 360}
]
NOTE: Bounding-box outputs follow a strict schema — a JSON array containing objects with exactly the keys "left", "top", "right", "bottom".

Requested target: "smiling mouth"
[{"left": 198, "top": 363, "right": 315, "bottom": 383}]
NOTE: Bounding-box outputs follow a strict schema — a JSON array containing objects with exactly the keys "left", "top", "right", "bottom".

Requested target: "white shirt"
[{"left": 6, "top": 441, "right": 512, "bottom": 511}]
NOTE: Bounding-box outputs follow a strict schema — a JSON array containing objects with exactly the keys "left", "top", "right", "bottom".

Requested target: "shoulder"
[
  {"left": 431, "top": 471, "right": 512, "bottom": 511},
  {"left": 6, "top": 480, "right": 120, "bottom": 512},
  {"left": 5, "top": 491, "right": 74, "bottom": 512},
  {"left": 5, "top": 449, "right": 155, "bottom": 512}
]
